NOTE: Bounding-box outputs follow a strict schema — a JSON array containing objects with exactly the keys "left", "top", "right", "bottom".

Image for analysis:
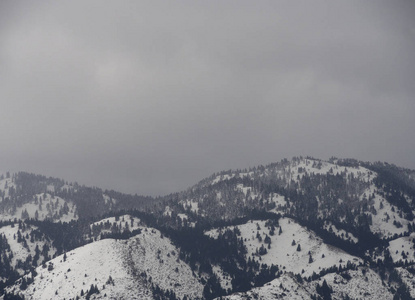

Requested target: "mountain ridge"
[{"left": 1, "top": 156, "right": 415, "bottom": 299}]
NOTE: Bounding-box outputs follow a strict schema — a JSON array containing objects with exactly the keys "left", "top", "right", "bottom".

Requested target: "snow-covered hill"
[
  {"left": 175, "top": 157, "right": 415, "bottom": 242},
  {"left": 0, "top": 192, "right": 77, "bottom": 223},
  {"left": 6, "top": 238, "right": 151, "bottom": 300},
  {"left": 206, "top": 218, "right": 362, "bottom": 277},
  {"left": 4, "top": 226, "right": 204, "bottom": 300},
  {"left": 0, "top": 174, "right": 77, "bottom": 223},
  {"left": 0, "top": 172, "right": 152, "bottom": 223}
]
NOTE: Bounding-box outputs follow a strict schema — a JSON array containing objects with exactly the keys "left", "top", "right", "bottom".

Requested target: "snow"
[
  {"left": 212, "top": 265, "right": 233, "bottom": 291},
  {"left": 396, "top": 267, "right": 415, "bottom": 298},
  {"left": 306, "top": 268, "right": 393, "bottom": 300},
  {"left": 221, "top": 268, "right": 393, "bottom": 300},
  {"left": 219, "top": 274, "right": 311, "bottom": 300},
  {"left": 46, "top": 185, "right": 55, "bottom": 193},
  {"left": 236, "top": 184, "right": 252, "bottom": 197},
  {"left": 236, "top": 185, "right": 286, "bottom": 213},
  {"left": 388, "top": 233, "right": 415, "bottom": 263},
  {"left": 212, "top": 174, "right": 234, "bottom": 185},
  {"left": 163, "top": 206, "right": 172, "bottom": 217},
  {"left": 289, "top": 159, "right": 411, "bottom": 239},
  {"left": 60, "top": 184, "right": 72, "bottom": 191},
  {"left": 6, "top": 226, "right": 204, "bottom": 300},
  {"left": 271, "top": 193, "right": 286, "bottom": 207},
  {"left": 0, "top": 224, "right": 56, "bottom": 273},
  {"left": 6, "top": 239, "right": 153, "bottom": 300},
  {"left": 0, "top": 177, "right": 16, "bottom": 198},
  {"left": 323, "top": 221, "right": 358, "bottom": 243},
  {"left": 103, "top": 194, "right": 117, "bottom": 206},
  {"left": 367, "top": 186, "right": 409, "bottom": 238},
  {"left": 0, "top": 192, "right": 77, "bottom": 223},
  {"left": 127, "top": 227, "right": 203, "bottom": 299},
  {"left": 269, "top": 193, "right": 287, "bottom": 213},
  {"left": 206, "top": 218, "right": 362, "bottom": 277},
  {"left": 182, "top": 199, "right": 200, "bottom": 214},
  {"left": 190, "top": 201, "right": 199, "bottom": 213},
  {"left": 3, "top": 158, "right": 415, "bottom": 299},
  {"left": 90, "top": 215, "right": 141, "bottom": 233},
  {"left": 289, "top": 158, "right": 376, "bottom": 184},
  {"left": 177, "top": 213, "right": 188, "bottom": 220}
]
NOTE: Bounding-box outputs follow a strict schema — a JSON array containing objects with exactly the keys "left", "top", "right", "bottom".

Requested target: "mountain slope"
[
  {"left": 4, "top": 224, "right": 204, "bottom": 300},
  {"left": 220, "top": 267, "right": 394, "bottom": 300},
  {"left": 7, "top": 238, "right": 151, "bottom": 300},
  {"left": 0, "top": 172, "right": 155, "bottom": 223},
  {"left": 206, "top": 217, "right": 362, "bottom": 277},
  {"left": 162, "top": 157, "right": 415, "bottom": 242}
]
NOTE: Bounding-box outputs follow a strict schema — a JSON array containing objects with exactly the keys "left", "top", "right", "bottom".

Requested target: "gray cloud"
[{"left": 1, "top": 1, "right": 414, "bottom": 196}]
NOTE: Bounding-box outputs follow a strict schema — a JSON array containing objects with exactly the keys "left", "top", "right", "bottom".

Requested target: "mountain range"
[{"left": 1, "top": 156, "right": 415, "bottom": 299}]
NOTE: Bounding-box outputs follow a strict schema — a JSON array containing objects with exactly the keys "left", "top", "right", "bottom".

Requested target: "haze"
[{"left": 1, "top": 1, "right": 414, "bottom": 196}]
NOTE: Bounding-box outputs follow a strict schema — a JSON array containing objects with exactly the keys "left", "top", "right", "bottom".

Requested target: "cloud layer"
[{"left": 1, "top": 1, "right": 414, "bottom": 196}]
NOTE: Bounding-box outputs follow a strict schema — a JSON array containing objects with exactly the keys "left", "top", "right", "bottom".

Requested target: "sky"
[{"left": 1, "top": 1, "right": 414, "bottom": 196}]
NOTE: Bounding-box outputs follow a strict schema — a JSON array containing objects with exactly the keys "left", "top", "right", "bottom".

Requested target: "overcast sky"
[{"left": 1, "top": 1, "right": 414, "bottom": 196}]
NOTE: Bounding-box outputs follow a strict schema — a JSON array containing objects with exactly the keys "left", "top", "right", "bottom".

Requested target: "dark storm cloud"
[{"left": 1, "top": 1, "right": 414, "bottom": 196}]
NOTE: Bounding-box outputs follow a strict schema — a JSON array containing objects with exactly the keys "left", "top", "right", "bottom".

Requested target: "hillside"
[
  {"left": 1, "top": 156, "right": 415, "bottom": 299},
  {"left": 220, "top": 268, "right": 394, "bottom": 300},
  {"left": 0, "top": 172, "right": 155, "bottom": 222},
  {"left": 206, "top": 217, "right": 362, "bottom": 277},
  {"left": 4, "top": 220, "right": 204, "bottom": 300}
]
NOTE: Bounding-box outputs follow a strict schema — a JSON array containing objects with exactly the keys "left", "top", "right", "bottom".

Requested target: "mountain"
[
  {"left": 5, "top": 217, "right": 203, "bottom": 300},
  {"left": 0, "top": 172, "right": 155, "bottom": 222},
  {"left": 1, "top": 156, "right": 415, "bottom": 299}
]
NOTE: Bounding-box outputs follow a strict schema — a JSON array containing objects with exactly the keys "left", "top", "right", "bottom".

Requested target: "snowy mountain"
[
  {"left": 0, "top": 172, "right": 155, "bottom": 222},
  {"left": 205, "top": 217, "right": 362, "bottom": 278},
  {"left": 1, "top": 156, "right": 415, "bottom": 299},
  {"left": 4, "top": 221, "right": 204, "bottom": 300}
]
